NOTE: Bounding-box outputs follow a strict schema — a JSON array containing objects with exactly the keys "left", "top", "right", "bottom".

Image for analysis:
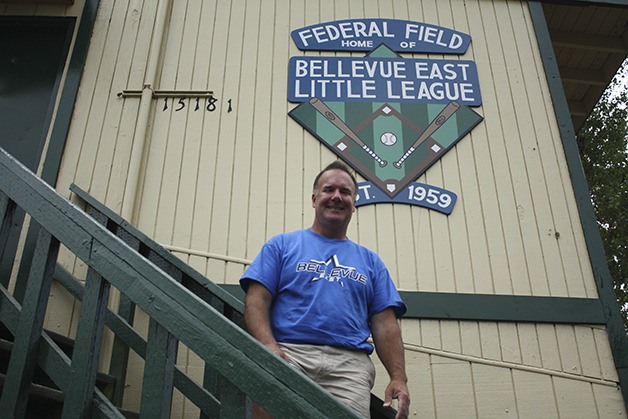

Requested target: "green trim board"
[
  {"left": 528, "top": 0, "right": 628, "bottom": 409},
  {"left": 42, "top": 0, "right": 101, "bottom": 187},
  {"left": 220, "top": 284, "right": 605, "bottom": 324},
  {"left": 401, "top": 292, "right": 604, "bottom": 323}
]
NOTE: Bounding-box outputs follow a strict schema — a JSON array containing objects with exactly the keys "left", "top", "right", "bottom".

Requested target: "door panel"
[{"left": 0, "top": 17, "right": 74, "bottom": 290}]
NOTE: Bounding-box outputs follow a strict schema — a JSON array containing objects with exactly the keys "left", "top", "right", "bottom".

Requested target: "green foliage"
[{"left": 576, "top": 61, "right": 628, "bottom": 326}]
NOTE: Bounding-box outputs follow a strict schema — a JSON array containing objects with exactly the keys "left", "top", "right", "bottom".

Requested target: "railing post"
[
  {"left": 139, "top": 319, "right": 178, "bottom": 419},
  {"left": 0, "top": 192, "right": 16, "bottom": 279},
  {"left": 0, "top": 191, "right": 16, "bottom": 288},
  {"left": 108, "top": 293, "right": 136, "bottom": 405},
  {"left": 219, "top": 379, "right": 246, "bottom": 418},
  {"left": 84, "top": 205, "right": 139, "bottom": 407},
  {"left": 200, "top": 364, "right": 220, "bottom": 419},
  {"left": 61, "top": 262, "right": 111, "bottom": 419},
  {"left": 0, "top": 228, "right": 59, "bottom": 418},
  {"left": 138, "top": 248, "right": 181, "bottom": 418}
]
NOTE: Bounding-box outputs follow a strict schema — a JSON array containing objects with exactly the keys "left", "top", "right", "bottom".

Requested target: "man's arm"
[
  {"left": 243, "top": 281, "right": 289, "bottom": 361},
  {"left": 371, "top": 308, "right": 410, "bottom": 419}
]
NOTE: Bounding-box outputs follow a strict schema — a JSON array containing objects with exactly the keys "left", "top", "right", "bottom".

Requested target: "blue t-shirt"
[{"left": 240, "top": 229, "right": 406, "bottom": 353}]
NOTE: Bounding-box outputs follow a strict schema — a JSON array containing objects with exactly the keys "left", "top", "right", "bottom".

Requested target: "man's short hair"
[{"left": 312, "top": 161, "right": 358, "bottom": 195}]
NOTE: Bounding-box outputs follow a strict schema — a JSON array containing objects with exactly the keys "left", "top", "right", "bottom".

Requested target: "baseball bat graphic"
[
  {"left": 310, "top": 98, "right": 387, "bottom": 167},
  {"left": 393, "top": 101, "right": 460, "bottom": 168}
]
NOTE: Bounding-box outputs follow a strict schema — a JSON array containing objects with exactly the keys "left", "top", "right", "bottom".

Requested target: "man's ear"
[{"left": 311, "top": 193, "right": 316, "bottom": 208}]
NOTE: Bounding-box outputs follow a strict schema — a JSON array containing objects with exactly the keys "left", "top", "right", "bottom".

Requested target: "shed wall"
[{"left": 3, "top": 0, "right": 624, "bottom": 417}]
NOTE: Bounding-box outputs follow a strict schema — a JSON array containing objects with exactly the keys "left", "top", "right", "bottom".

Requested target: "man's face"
[{"left": 311, "top": 169, "right": 356, "bottom": 234}]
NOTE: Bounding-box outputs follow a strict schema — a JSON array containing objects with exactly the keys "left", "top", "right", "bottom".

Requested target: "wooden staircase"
[{"left": 0, "top": 147, "right": 396, "bottom": 418}]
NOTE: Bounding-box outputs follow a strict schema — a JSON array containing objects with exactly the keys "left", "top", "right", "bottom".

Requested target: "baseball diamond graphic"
[
  {"left": 309, "top": 98, "right": 389, "bottom": 167},
  {"left": 289, "top": 99, "right": 483, "bottom": 198}
]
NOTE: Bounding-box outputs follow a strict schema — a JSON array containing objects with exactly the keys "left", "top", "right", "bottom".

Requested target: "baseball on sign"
[{"left": 380, "top": 132, "right": 397, "bottom": 146}]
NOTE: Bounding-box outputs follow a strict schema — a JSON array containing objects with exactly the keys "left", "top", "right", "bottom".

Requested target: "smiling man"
[{"left": 241, "top": 161, "right": 410, "bottom": 418}]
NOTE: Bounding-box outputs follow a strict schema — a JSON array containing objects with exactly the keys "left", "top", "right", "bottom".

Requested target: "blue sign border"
[
  {"left": 291, "top": 19, "right": 471, "bottom": 54},
  {"left": 356, "top": 181, "right": 457, "bottom": 214}
]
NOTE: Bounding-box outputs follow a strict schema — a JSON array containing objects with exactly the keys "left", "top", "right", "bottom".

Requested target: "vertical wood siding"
[
  {"left": 82, "top": 0, "right": 598, "bottom": 301},
  {"left": 7, "top": 0, "right": 623, "bottom": 417}
]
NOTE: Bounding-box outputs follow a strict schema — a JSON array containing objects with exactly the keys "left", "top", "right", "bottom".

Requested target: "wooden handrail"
[{"left": 0, "top": 147, "right": 360, "bottom": 418}]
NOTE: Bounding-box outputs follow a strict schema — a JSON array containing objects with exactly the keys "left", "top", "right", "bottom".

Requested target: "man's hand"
[
  {"left": 371, "top": 308, "right": 411, "bottom": 419},
  {"left": 383, "top": 378, "right": 410, "bottom": 419}
]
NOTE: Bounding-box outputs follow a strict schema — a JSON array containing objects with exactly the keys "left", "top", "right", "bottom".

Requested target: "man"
[{"left": 240, "top": 161, "right": 410, "bottom": 418}]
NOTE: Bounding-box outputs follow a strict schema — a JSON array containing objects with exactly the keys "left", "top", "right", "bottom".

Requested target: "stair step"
[
  {"left": 0, "top": 372, "right": 64, "bottom": 402},
  {"left": 0, "top": 334, "right": 116, "bottom": 389},
  {"left": 0, "top": 372, "right": 141, "bottom": 418},
  {"left": 0, "top": 331, "right": 119, "bottom": 410},
  {"left": 0, "top": 372, "right": 64, "bottom": 419}
]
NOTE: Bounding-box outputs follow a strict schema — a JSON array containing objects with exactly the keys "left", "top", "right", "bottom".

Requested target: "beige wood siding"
[
  {"left": 11, "top": 0, "right": 622, "bottom": 417},
  {"left": 391, "top": 320, "right": 624, "bottom": 418},
  {"left": 79, "top": 0, "right": 597, "bottom": 301}
]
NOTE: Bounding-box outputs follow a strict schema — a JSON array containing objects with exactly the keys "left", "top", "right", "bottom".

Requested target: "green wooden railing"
[{"left": 0, "top": 147, "right": 395, "bottom": 418}]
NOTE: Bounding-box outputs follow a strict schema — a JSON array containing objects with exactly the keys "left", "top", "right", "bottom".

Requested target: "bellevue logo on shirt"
[{"left": 296, "top": 255, "right": 367, "bottom": 287}]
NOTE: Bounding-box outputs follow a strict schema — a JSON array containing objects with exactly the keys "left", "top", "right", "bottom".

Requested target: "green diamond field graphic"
[{"left": 289, "top": 99, "right": 483, "bottom": 198}]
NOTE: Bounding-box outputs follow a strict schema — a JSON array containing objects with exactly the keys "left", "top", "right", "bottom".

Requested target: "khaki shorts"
[{"left": 279, "top": 343, "right": 375, "bottom": 418}]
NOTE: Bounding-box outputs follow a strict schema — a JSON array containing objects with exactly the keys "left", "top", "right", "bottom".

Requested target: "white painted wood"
[
  {"left": 170, "top": 0, "right": 206, "bottom": 253},
  {"left": 576, "top": 325, "right": 603, "bottom": 379},
  {"left": 498, "top": 323, "right": 523, "bottom": 364},
  {"left": 592, "top": 384, "right": 627, "bottom": 418},
  {"left": 56, "top": 0, "right": 116, "bottom": 192},
  {"left": 554, "top": 377, "right": 598, "bottom": 418},
  {"left": 512, "top": 369, "right": 559, "bottom": 418},
  {"left": 518, "top": 323, "right": 543, "bottom": 368},
  {"left": 440, "top": 320, "right": 462, "bottom": 354},
  {"left": 480, "top": 0, "right": 533, "bottom": 296},
  {"left": 463, "top": 0, "right": 513, "bottom": 296},
  {"left": 407, "top": 351, "right": 436, "bottom": 418},
  {"left": 459, "top": 320, "right": 483, "bottom": 359},
  {"left": 420, "top": 319, "right": 442, "bottom": 350},
  {"left": 392, "top": 204, "right": 420, "bottom": 290},
  {"left": 594, "top": 327, "right": 620, "bottom": 382},
  {"left": 398, "top": 319, "right": 624, "bottom": 418},
  {"left": 536, "top": 323, "right": 564, "bottom": 372},
  {"left": 556, "top": 324, "right": 583, "bottom": 375},
  {"left": 432, "top": 356, "right": 477, "bottom": 417},
  {"left": 479, "top": 321, "right": 502, "bottom": 361},
  {"left": 499, "top": 0, "right": 556, "bottom": 297},
  {"left": 473, "top": 363, "right": 517, "bottom": 417}
]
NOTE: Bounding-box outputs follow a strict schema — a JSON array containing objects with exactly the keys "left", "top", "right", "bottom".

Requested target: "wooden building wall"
[{"left": 2, "top": 0, "right": 625, "bottom": 417}]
